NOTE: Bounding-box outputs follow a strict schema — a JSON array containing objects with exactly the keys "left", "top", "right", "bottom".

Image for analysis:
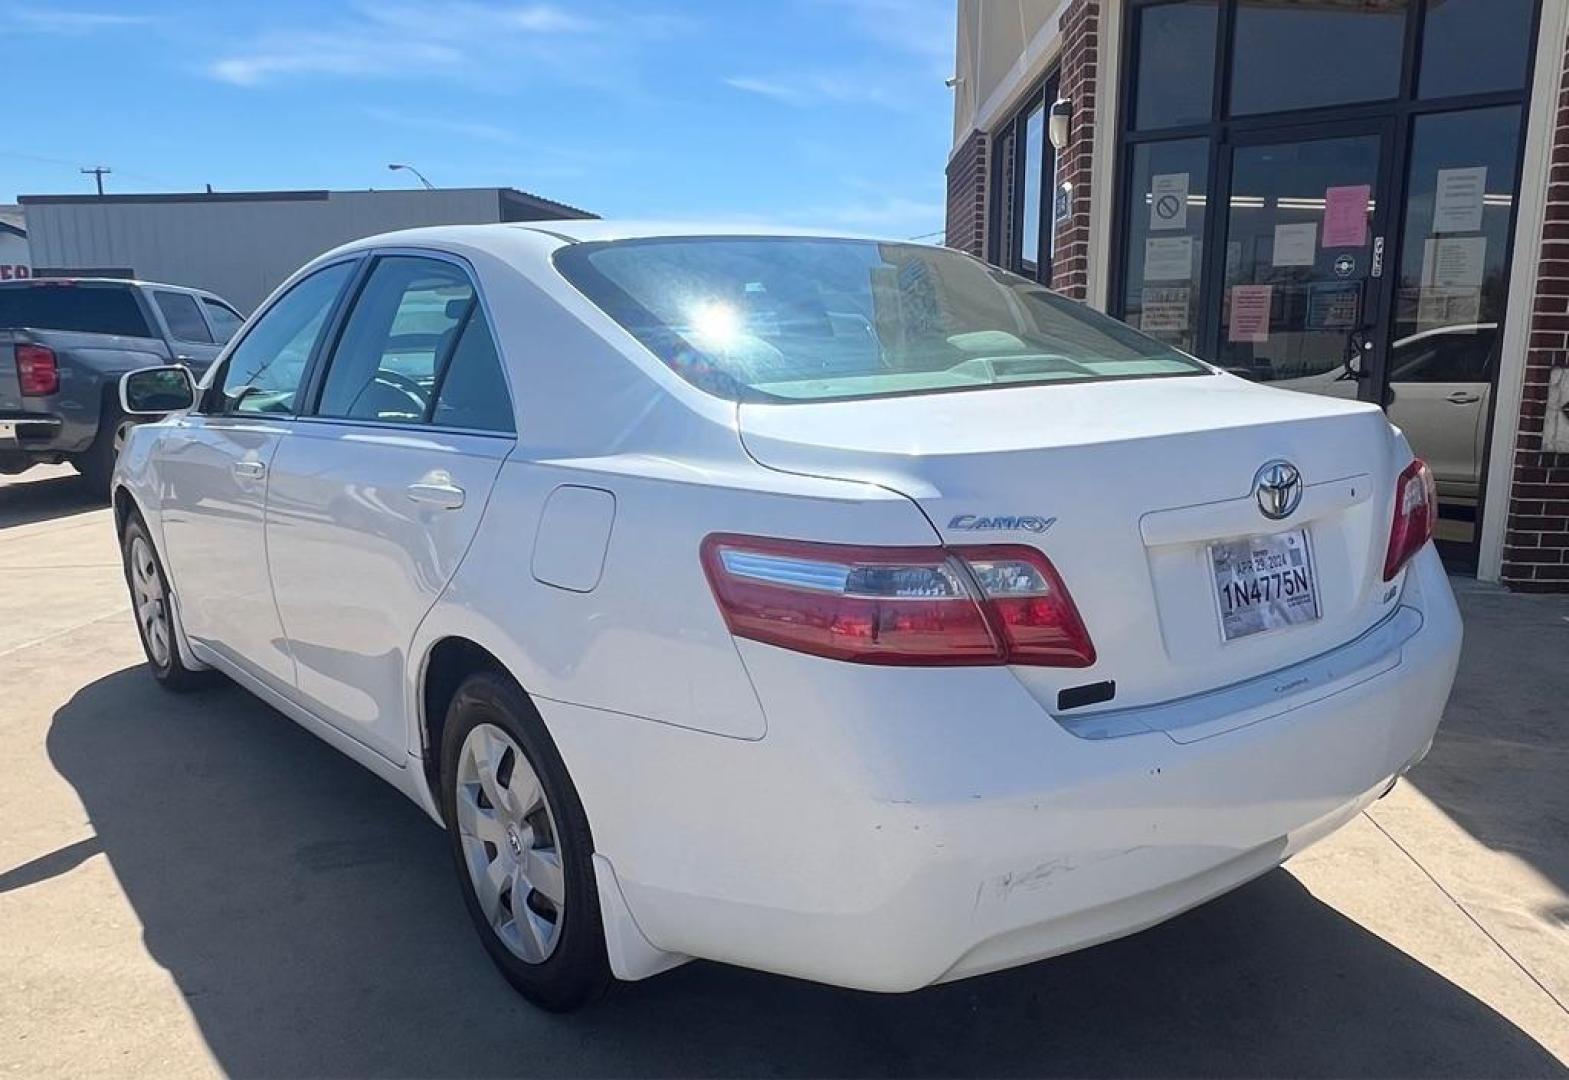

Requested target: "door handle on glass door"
[
  {"left": 1446, "top": 391, "right": 1482, "bottom": 405},
  {"left": 232, "top": 460, "right": 266, "bottom": 480},
  {"left": 406, "top": 481, "right": 466, "bottom": 509}
]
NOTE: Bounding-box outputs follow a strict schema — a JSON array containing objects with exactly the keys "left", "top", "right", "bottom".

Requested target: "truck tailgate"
[{"left": 0, "top": 337, "right": 23, "bottom": 412}]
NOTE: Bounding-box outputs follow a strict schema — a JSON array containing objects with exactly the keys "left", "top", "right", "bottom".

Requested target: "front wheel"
[
  {"left": 440, "top": 671, "right": 611, "bottom": 1011},
  {"left": 120, "top": 517, "right": 208, "bottom": 691}
]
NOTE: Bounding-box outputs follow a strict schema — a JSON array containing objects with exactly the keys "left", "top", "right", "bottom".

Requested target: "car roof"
[{"left": 509, "top": 220, "right": 891, "bottom": 244}]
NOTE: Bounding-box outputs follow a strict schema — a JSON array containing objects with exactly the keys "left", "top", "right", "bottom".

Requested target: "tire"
[
  {"left": 440, "top": 671, "right": 611, "bottom": 1011},
  {"left": 74, "top": 411, "right": 135, "bottom": 497},
  {"left": 120, "top": 516, "right": 210, "bottom": 692}
]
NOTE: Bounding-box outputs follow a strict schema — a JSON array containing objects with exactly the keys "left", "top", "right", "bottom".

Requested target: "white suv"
[{"left": 112, "top": 223, "right": 1461, "bottom": 1011}]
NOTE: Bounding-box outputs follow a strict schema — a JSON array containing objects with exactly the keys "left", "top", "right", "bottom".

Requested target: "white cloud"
[
  {"left": 363, "top": 107, "right": 521, "bottom": 145},
  {"left": 725, "top": 71, "right": 907, "bottom": 110},
  {"left": 206, "top": 2, "right": 677, "bottom": 91},
  {"left": 4, "top": 4, "right": 153, "bottom": 34}
]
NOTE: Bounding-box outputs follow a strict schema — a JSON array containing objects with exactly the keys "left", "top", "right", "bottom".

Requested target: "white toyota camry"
[{"left": 112, "top": 223, "right": 1462, "bottom": 1011}]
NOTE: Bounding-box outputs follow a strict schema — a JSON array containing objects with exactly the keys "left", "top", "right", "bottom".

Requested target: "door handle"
[
  {"left": 1446, "top": 391, "right": 1482, "bottom": 405},
  {"left": 231, "top": 460, "right": 267, "bottom": 481},
  {"left": 406, "top": 481, "right": 466, "bottom": 510}
]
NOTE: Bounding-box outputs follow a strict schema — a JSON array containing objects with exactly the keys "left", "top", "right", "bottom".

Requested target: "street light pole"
[{"left": 387, "top": 163, "right": 435, "bottom": 190}]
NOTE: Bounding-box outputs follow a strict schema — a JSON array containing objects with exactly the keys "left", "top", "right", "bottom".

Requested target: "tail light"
[
  {"left": 1383, "top": 458, "right": 1436, "bottom": 581},
  {"left": 700, "top": 534, "right": 1095, "bottom": 667},
  {"left": 16, "top": 344, "right": 58, "bottom": 396}
]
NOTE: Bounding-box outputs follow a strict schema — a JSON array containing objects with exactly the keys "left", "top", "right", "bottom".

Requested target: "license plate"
[{"left": 1209, "top": 529, "right": 1321, "bottom": 642}]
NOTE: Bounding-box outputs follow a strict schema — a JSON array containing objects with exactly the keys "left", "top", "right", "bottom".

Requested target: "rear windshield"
[
  {"left": 0, "top": 283, "right": 153, "bottom": 338},
  {"left": 554, "top": 237, "right": 1207, "bottom": 402}
]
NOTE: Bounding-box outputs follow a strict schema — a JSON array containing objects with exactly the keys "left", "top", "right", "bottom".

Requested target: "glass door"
[{"left": 1209, "top": 121, "right": 1396, "bottom": 405}]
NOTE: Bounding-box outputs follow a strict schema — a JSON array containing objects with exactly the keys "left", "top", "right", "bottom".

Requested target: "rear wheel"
[
  {"left": 120, "top": 516, "right": 208, "bottom": 691},
  {"left": 74, "top": 413, "right": 136, "bottom": 497},
  {"left": 440, "top": 671, "right": 611, "bottom": 1011}
]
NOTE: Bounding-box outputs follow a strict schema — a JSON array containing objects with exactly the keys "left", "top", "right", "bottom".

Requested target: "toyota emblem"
[{"left": 1253, "top": 460, "right": 1303, "bottom": 521}]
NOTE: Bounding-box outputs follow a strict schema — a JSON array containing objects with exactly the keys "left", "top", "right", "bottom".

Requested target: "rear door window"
[
  {"left": 314, "top": 255, "right": 512, "bottom": 431},
  {"left": 154, "top": 291, "right": 215, "bottom": 344},
  {"left": 0, "top": 282, "right": 152, "bottom": 337}
]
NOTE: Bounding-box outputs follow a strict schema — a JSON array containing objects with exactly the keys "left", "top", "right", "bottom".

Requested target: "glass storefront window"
[
  {"left": 1133, "top": 1, "right": 1218, "bottom": 130},
  {"left": 1231, "top": 1, "right": 1409, "bottom": 116},
  {"left": 1390, "top": 106, "right": 1523, "bottom": 370},
  {"left": 1120, "top": 138, "right": 1209, "bottom": 354},
  {"left": 1019, "top": 104, "right": 1045, "bottom": 271},
  {"left": 1420, "top": 0, "right": 1535, "bottom": 99}
]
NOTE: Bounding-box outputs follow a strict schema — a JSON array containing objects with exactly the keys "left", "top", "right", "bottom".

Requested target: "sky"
[{"left": 0, "top": 0, "right": 957, "bottom": 240}]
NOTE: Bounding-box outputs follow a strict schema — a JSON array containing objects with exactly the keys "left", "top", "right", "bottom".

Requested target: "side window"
[
  {"left": 154, "top": 291, "right": 214, "bottom": 343},
  {"left": 316, "top": 256, "right": 474, "bottom": 424},
  {"left": 1390, "top": 328, "right": 1496, "bottom": 384},
  {"left": 218, "top": 261, "right": 354, "bottom": 415},
  {"left": 431, "top": 310, "right": 515, "bottom": 433},
  {"left": 201, "top": 298, "right": 245, "bottom": 343}
]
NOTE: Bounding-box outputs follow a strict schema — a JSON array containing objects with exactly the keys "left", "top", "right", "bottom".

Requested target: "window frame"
[
  {"left": 199, "top": 256, "right": 364, "bottom": 418},
  {"left": 296, "top": 246, "right": 518, "bottom": 439},
  {"left": 986, "top": 70, "right": 1061, "bottom": 285}
]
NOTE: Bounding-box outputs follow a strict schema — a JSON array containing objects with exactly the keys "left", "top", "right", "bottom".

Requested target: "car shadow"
[
  {"left": 0, "top": 467, "right": 104, "bottom": 530},
  {"left": 1405, "top": 582, "right": 1569, "bottom": 900},
  {"left": 46, "top": 667, "right": 1564, "bottom": 1079}
]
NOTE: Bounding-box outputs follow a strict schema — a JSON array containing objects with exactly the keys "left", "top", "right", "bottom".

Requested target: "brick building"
[{"left": 946, "top": 0, "right": 1568, "bottom": 590}]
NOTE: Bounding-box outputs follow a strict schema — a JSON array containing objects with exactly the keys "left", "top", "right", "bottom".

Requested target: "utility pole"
[{"left": 80, "top": 166, "right": 111, "bottom": 195}]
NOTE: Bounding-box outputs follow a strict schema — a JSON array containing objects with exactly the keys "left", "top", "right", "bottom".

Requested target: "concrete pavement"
[{"left": 1, "top": 464, "right": 1566, "bottom": 1078}]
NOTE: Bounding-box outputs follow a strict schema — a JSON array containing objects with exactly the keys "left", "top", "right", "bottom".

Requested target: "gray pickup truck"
[{"left": 0, "top": 278, "right": 243, "bottom": 491}]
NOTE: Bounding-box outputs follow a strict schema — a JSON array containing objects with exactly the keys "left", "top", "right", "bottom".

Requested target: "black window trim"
[
  {"left": 294, "top": 246, "right": 518, "bottom": 439},
  {"left": 200, "top": 255, "right": 365, "bottom": 419},
  {"left": 197, "top": 295, "right": 246, "bottom": 342},
  {"left": 985, "top": 69, "right": 1062, "bottom": 285}
]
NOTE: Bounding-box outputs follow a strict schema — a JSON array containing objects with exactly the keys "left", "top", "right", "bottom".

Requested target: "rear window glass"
[
  {"left": 0, "top": 283, "right": 153, "bottom": 337},
  {"left": 554, "top": 237, "right": 1206, "bottom": 402}
]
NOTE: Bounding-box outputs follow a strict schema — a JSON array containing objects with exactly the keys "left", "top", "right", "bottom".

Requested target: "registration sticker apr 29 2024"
[{"left": 1209, "top": 529, "right": 1322, "bottom": 642}]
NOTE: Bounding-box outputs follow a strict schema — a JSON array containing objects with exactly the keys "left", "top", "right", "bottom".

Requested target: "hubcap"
[
  {"left": 128, "top": 535, "right": 170, "bottom": 667},
  {"left": 454, "top": 723, "right": 565, "bottom": 963}
]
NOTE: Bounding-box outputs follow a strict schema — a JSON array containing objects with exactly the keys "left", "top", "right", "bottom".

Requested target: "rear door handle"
[
  {"left": 231, "top": 460, "right": 267, "bottom": 480},
  {"left": 1446, "top": 391, "right": 1482, "bottom": 405},
  {"left": 406, "top": 482, "right": 466, "bottom": 510}
]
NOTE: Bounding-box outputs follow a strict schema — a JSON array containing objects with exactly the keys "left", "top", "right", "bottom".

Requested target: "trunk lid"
[{"left": 737, "top": 375, "right": 1405, "bottom": 715}]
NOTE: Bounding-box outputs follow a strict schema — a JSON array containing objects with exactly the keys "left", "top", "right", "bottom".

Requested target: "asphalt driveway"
[{"left": 1, "top": 465, "right": 1565, "bottom": 1078}]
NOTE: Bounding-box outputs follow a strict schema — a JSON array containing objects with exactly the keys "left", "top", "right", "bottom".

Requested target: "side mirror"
[{"left": 120, "top": 365, "right": 195, "bottom": 415}]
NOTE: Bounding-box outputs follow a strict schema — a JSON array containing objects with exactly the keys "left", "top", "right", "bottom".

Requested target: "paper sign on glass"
[
  {"left": 1433, "top": 166, "right": 1487, "bottom": 234},
  {"left": 1322, "top": 185, "right": 1371, "bottom": 248},
  {"left": 1140, "top": 287, "right": 1190, "bottom": 334},
  {"left": 1149, "top": 173, "right": 1189, "bottom": 231},
  {"left": 1229, "top": 284, "right": 1273, "bottom": 343},
  {"left": 1143, "top": 235, "right": 1193, "bottom": 281},
  {"left": 1272, "top": 222, "right": 1318, "bottom": 267},
  {"left": 1422, "top": 236, "right": 1487, "bottom": 289}
]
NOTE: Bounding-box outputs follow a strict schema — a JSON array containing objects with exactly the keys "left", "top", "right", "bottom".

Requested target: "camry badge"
[
  {"left": 1253, "top": 460, "right": 1303, "bottom": 521},
  {"left": 948, "top": 514, "right": 1057, "bottom": 534}
]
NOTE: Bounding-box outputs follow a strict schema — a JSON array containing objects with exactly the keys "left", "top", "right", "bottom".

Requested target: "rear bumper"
[
  {"left": 546, "top": 546, "right": 1461, "bottom": 992},
  {"left": 0, "top": 414, "right": 65, "bottom": 448}
]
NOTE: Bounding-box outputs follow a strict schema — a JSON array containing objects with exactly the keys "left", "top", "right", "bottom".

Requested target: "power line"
[{"left": 80, "top": 166, "right": 111, "bottom": 196}]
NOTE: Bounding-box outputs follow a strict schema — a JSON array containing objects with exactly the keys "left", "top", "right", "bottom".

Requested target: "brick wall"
[
  {"left": 944, "top": 129, "right": 989, "bottom": 258},
  {"left": 1050, "top": 0, "right": 1100, "bottom": 300},
  {"left": 1500, "top": 28, "right": 1569, "bottom": 592}
]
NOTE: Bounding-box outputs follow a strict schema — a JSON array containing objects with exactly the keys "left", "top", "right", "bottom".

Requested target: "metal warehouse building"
[{"left": 17, "top": 186, "right": 594, "bottom": 312}]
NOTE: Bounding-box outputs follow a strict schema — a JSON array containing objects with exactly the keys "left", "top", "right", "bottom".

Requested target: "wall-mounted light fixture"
[{"left": 1048, "top": 98, "right": 1073, "bottom": 151}]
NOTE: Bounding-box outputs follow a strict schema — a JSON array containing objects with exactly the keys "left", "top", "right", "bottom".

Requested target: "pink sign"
[
  {"left": 1229, "top": 284, "right": 1273, "bottom": 344},
  {"left": 1322, "top": 184, "right": 1370, "bottom": 248}
]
